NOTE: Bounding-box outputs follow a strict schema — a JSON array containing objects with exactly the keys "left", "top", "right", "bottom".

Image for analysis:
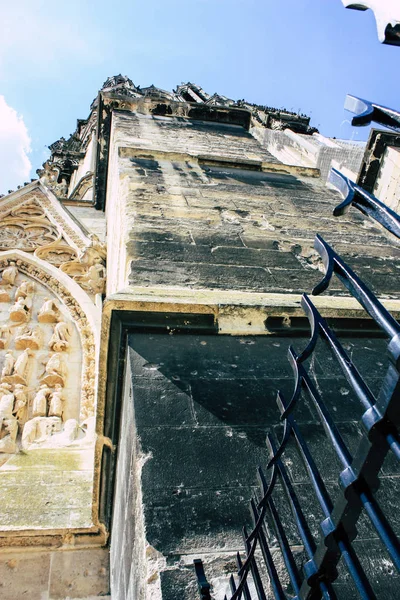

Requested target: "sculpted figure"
[
  {"left": 13, "top": 384, "right": 28, "bottom": 422},
  {"left": 54, "top": 179, "right": 68, "bottom": 197},
  {"left": 41, "top": 353, "right": 65, "bottom": 386},
  {"left": 63, "top": 250, "right": 106, "bottom": 295},
  {"left": 14, "top": 348, "right": 31, "bottom": 381},
  {"left": 58, "top": 418, "right": 79, "bottom": 443},
  {"left": 0, "top": 418, "right": 18, "bottom": 453},
  {"left": 1, "top": 352, "right": 15, "bottom": 380},
  {"left": 32, "top": 384, "right": 51, "bottom": 418},
  {"left": 2, "top": 349, "right": 31, "bottom": 384},
  {"left": 80, "top": 260, "right": 106, "bottom": 294},
  {"left": 80, "top": 416, "right": 96, "bottom": 445},
  {"left": 15, "top": 324, "right": 41, "bottom": 350},
  {"left": 0, "top": 326, "right": 11, "bottom": 350},
  {"left": 0, "top": 261, "right": 18, "bottom": 302},
  {"left": 0, "top": 262, "right": 18, "bottom": 286},
  {"left": 21, "top": 418, "right": 38, "bottom": 449},
  {"left": 0, "top": 384, "right": 15, "bottom": 419},
  {"left": 15, "top": 280, "right": 35, "bottom": 301},
  {"left": 80, "top": 239, "right": 106, "bottom": 265},
  {"left": 49, "top": 321, "right": 71, "bottom": 352},
  {"left": 48, "top": 384, "right": 64, "bottom": 419},
  {"left": 0, "top": 384, "right": 17, "bottom": 453},
  {"left": 0, "top": 288, "right": 11, "bottom": 302},
  {"left": 38, "top": 298, "right": 59, "bottom": 323},
  {"left": 21, "top": 416, "right": 61, "bottom": 450},
  {"left": 9, "top": 295, "right": 32, "bottom": 323}
]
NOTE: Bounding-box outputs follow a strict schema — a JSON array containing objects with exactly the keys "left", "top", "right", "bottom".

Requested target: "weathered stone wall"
[
  {"left": 373, "top": 145, "right": 400, "bottom": 213},
  {"left": 109, "top": 330, "right": 399, "bottom": 599},
  {"left": 0, "top": 547, "right": 110, "bottom": 600},
  {"left": 110, "top": 356, "right": 148, "bottom": 600},
  {"left": 67, "top": 205, "right": 106, "bottom": 243},
  {"left": 111, "top": 112, "right": 280, "bottom": 164},
  {"left": 106, "top": 109, "right": 400, "bottom": 600},
  {"left": 106, "top": 111, "right": 399, "bottom": 300},
  {"left": 251, "top": 127, "right": 365, "bottom": 182}
]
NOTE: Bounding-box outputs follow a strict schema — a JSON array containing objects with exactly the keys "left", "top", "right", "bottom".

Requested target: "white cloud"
[{"left": 0, "top": 96, "right": 31, "bottom": 194}]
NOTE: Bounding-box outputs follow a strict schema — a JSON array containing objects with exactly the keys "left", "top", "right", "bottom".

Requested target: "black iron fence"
[
  {"left": 329, "top": 167, "right": 400, "bottom": 240},
  {"left": 194, "top": 232, "right": 400, "bottom": 599}
]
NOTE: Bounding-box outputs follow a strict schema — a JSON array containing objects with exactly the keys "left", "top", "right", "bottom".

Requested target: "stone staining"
[{"left": 0, "top": 261, "right": 83, "bottom": 456}]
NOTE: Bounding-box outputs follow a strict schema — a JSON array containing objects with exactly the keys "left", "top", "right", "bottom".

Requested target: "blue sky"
[{"left": 0, "top": 0, "right": 398, "bottom": 193}]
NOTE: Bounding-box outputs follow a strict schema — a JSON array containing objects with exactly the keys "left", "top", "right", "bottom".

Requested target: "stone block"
[
  {"left": 140, "top": 426, "right": 269, "bottom": 491},
  {"left": 129, "top": 332, "right": 297, "bottom": 382},
  {"left": 129, "top": 259, "right": 277, "bottom": 292},
  {"left": 0, "top": 551, "right": 51, "bottom": 600},
  {"left": 273, "top": 421, "right": 363, "bottom": 485},
  {"left": 190, "top": 377, "right": 314, "bottom": 427},
  {"left": 133, "top": 382, "right": 195, "bottom": 428},
  {"left": 191, "top": 229, "right": 245, "bottom": 247},
  {"left": 143, "top": 487, "right": 254, "bottom": 554},
  {"left": 49, "top": 548, "right": 110, "bottom": 599}
]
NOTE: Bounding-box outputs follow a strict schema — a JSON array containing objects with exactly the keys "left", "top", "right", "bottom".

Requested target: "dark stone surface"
[
  {"left": 108, "top": 327, "right": 400, "bottom": 599},
  {"left": 139, "top": 425, "right": 269, "bottom": 490},
  {"left": 133, "top": 382, "right": 195, "bottom": 428},
  {"left": 143, "top": 487, "right": 254, "bottom": 553}
]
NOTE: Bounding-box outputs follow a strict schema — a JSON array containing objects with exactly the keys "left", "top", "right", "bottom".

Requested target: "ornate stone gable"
[
  {"left": 0, "top": 184, "right": 102, "bottom": 543},
  {"left": 0, "top": 183, "right": 106, "bottom": 297}
]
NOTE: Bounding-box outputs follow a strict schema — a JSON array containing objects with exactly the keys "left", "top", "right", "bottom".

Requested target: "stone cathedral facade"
[{"left": 0, "top": 73, "right": 399, "bottom": 599}]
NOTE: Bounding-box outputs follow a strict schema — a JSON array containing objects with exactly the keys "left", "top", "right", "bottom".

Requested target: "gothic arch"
[{"left": 0, "top": 250, "right": 100, "bottom": 438}]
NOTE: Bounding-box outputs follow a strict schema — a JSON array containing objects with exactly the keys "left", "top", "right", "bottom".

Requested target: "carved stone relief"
[
  {"left": 35, "top": 241, "right": 78, "bottom": 267},
  {"left": 0, "top": 190, "right": 106, "bottom": 299},
  {"left": 60, "top": 238, "right": 107, "bottom": 295},
  {"left": 0, "top": 258, "right": 94, "bottom": 455},
  {"left": 0, "top": 204, "right": 60, "bottom": 252}
]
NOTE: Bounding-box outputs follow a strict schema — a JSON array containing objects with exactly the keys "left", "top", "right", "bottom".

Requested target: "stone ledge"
[
  {"left": 118, "top": 146, "right": 320, "bottom": 178},
  {"left": 104, "top": 286, "right": 400, "bottom": 321},
  {"left": 0, "top": 547, "right": 109, "bottom": 600}
]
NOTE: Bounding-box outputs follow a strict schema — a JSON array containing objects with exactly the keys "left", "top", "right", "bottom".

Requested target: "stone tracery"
[{"left": 0, "top": 188, "right": 107, "bottom": 299}]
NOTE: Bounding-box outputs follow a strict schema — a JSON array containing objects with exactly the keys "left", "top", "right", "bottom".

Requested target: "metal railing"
[
  {"left": 328, "top": 168, "right": 400, "bottom": 239},
  {"left": 193, "top": 95, "right": 400, "bottom": 599},
  {"left": 328, "top": 96, "right": 400, "bottom": 239},
  {"left": 194, "top": 233, "right": 400, "bottom": 599},
  {"left": 344, "top": 95, "right": 400, "bottom": 132}
]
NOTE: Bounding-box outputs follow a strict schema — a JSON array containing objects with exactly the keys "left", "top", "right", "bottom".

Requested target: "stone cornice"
[{"left": 101, "top": 92, "right": 252, "bottom": 130}]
